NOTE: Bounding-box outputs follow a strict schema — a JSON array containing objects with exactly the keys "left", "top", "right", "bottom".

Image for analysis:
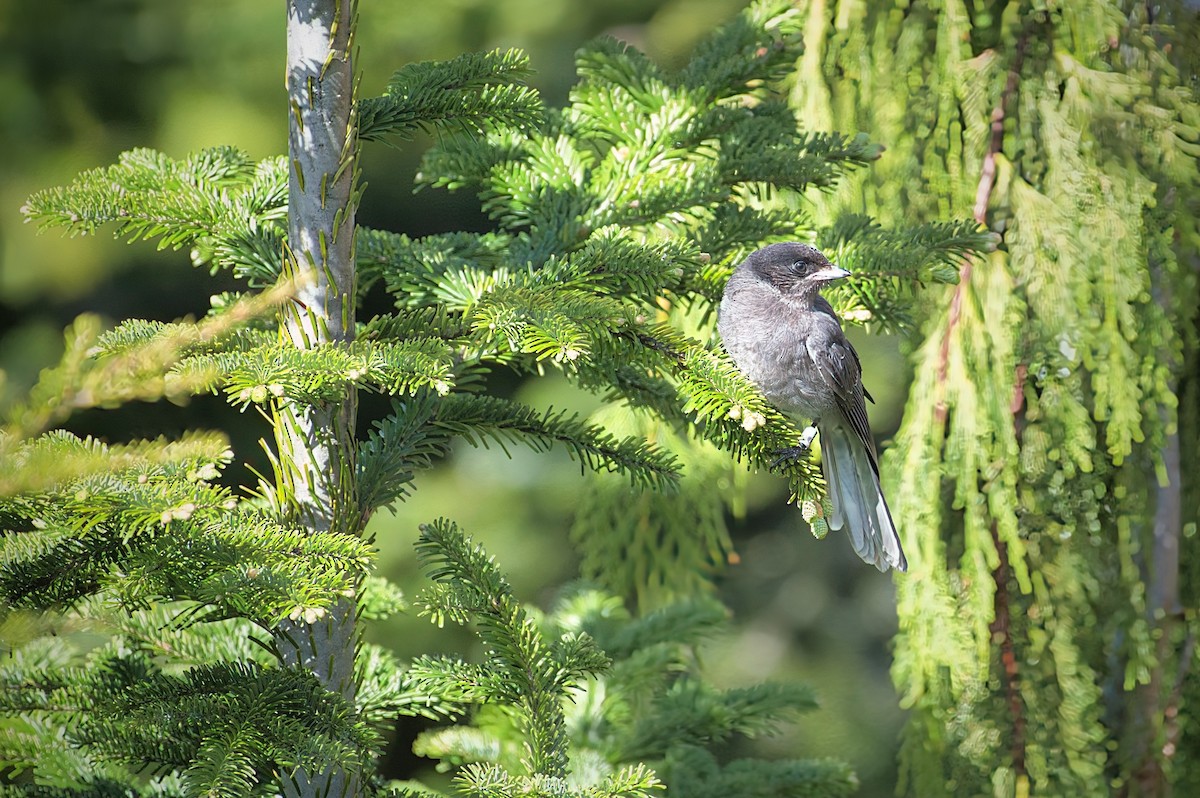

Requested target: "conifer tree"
[
  {"left": 2, "top": 2, "right": 990, "bottom": 796},
  {"left": 790, "top": 1, "right": 1200, "bottom": 795}
]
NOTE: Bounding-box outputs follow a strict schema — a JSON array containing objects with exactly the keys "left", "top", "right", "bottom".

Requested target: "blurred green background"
[{"left": 1, "top": 2, "right": 908, "bottom": 794}]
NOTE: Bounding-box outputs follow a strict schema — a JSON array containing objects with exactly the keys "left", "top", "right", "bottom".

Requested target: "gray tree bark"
[{"left": 275, "top": 2, "right": 361, "bottom": 797}]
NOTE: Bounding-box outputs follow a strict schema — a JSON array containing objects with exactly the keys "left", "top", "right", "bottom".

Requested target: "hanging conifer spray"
[{"left": 791, "top": 1, "right": 1200, "bottom": 794}]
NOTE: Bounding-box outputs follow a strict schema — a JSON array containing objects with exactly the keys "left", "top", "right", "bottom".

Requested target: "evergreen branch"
[
  {"left": 356, "top": 228, "right": 513, "bottom": 309},
  {"left": 580, "top": 143, "right": 728, "bottom": 233},
  {"left": 0, "top": 780, "right": 146, "bottom": 798},
  {"left": 90, "top": 318, "right": 196, "bottom": 355},
  {"left": 413, "top": 728, "right": 504, "bottom": 770},
  {"left": 356, "top": 394, "right": 449, "bottom": 517},
  {"left": 615, "top": 322, "right": 692, "bottom": 367},
  {"left": 386, "top": 782, "right": 451, "bottom": 798},
  {"left": 1, "top": 284, "right": 291, "bottom": 442},
  {"left": 357, "top": 575, "right": 407, "bottom": 621},
  {"left": 470, "top": 289, "right": 597, "bottom": 364},
  {"left": 721, "top": 124, "right": 882, "bottom": 194},
  {"left": 679, "top": 0, "right": 806, "bottom": 99},
  {"left": 820, "top": 216, "right": 994, "bottom": 277},
  {"left": 185, "top": 732, "right": 258, "bottom": 798},
  {"left": 552, "top": 227, "right": 700, "bottom": 301},
  {"left": 21, "top": 148, "right": 288, "bottom": 282},
  {"left": 571, "top": 37, "right": 665, "bottom": 108},
  {"left": 413, "top": 582, "right": 470, "bottom": 629},
  {"left": 595, "top": 599, "right": 727, "bottom": 661},
  {"left": 719, "top": 682, "right": 821, "bottom": 735},
  {"left": 0, "top": 430, "right": 231, "bottom": 498},
  {"left": 77, "top": 661, "right": 371, "bottom": 795},
  {"left": 465, "top": 280, "right": 632, "bottom": 369},
  {"left": 599, "top": 366, "right": 686, "bottom": 424},
  {"left": 474, "top": 134, "right": 597, "bottom": 241},
  {"left": 606, "top": 643, "right": 698, "bottom": 704},
  {"left": 552, "top": 631, "right": 611, "bottom": 691},
  {"left": 574, "top": 600, "right": 736, "bottom": 703},
  {"left": 0, "top": 716, "right": 100, "bottom": 786},
  {"left": 450, "top": 763, "right": 518, "bottom": 796},
  {"left": 413, "top": 520, "right": 519, "bottom": 657},
  {"left": 591, "top": 763, "right": 663, "bottom": 798},
  {"left": 93, "top": 603, "right": 268, "bottom": 667},
  {"left": 189, "top": 156, "right": 290, "bottom": 282},
  {"left": 677, "top": 347, "right": 823, "bottom": 504},
  {"left": 193, "top": 225, "right": 288, "bottom": 285},
  {"left": 2, "top": 486, "right": 372, "bottom": 625},
  {"left": 360, "top": 381, "right": 679, "bottom": 517},
  {"left": 618, "top": 679, "right": 817, "bottom": 761},
  {"left": 815, "top": 215, "right": 997, "bottom": 331},
  {"left": 401, "top": 654, "right": 505, "bottom": 711},
  {"left": 175, "top": 338, "right": 456, "bottom": 407},
  {"left": 22, "top": 147, "right": 254, "bottom": 238},
  {"left": 660, "top": 746, "right": 856, "bottom": 798},
  {"left": 415, "top": 125, "right": 529, "bottom": 194},
  {"left": 94, "top": 316, "right": 275, "bottom": 361},
  {"left": 358, "top": 307, "right": 472, "bottom": 344},
  {"left": 416, "top": 519, "right": 608, "bottom": 778},
  {"left": 1, "top": 473, "right": 242, "bottom": 611},
  {"left": 0, "top": 660, "right": 82, "bottom": 714},
  {"left": 357, "top": 646, "right": 481, "bottom": 728},
  {"left": 359, "top": 49, "right": 543, "bottom": 142},
  {"left": 431, "top": 394, "right": 680, "bottom": 491},
  {"left": 125, "top": 510, "right": 374, "bottom": 626},
  {"left": 558, "top": 596, "right": 773, "bottom": 754}
]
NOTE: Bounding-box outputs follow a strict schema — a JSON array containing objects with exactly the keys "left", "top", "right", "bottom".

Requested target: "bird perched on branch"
[{"left": 718, "top": 242, "right": 907, "bottom": 572}]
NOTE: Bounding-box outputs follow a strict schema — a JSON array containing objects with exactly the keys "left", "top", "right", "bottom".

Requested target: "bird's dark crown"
[{"left": 743, "top": 242, "right": 842, "bottom": 294}]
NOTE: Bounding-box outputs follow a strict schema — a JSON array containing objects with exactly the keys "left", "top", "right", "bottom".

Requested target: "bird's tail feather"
[{"left": 820, "top": 426, "right": 907, "bottom": 572}]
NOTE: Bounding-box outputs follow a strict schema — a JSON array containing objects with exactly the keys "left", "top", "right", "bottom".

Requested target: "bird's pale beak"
[{"left": 812, "top": 266, "right": 851, "bottom": 282}]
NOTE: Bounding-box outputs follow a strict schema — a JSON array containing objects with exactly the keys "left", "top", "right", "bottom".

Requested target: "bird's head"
[{"left": 742, "top": 242, "right": 850, "bottom": 297}]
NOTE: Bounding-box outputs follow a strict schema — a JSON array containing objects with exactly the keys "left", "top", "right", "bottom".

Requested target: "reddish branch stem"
[
  {"left": 989, "top": 531, "right": 1027, "bottom": 777},
  {"left": 934, "top": 32, "right": 1031, "bottom": 781},
  {"left": 988, "top": 33, "right": 1030, "bottom": 784}
]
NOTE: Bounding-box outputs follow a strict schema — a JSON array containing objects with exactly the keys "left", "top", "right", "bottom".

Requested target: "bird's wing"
[{"left": 806, "top": 334, "right": 880, "bottom": 475}]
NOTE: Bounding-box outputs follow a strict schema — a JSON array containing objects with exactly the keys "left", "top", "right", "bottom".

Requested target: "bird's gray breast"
[{"left": 717, "top": 279, "right": 834, "bottom": 419}]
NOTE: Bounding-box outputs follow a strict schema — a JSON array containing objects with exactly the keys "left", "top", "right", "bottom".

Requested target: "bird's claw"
[
  {"left": 770, "top": 445, "right": 809, "bottom": 470},
  {"left": 769, "top": 424, "right": 819, "bottom": 470}
]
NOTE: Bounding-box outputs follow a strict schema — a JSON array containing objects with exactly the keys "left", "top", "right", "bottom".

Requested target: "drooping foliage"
[{"left": 790, "top": 0, "right": 1200, "bottom": 794}]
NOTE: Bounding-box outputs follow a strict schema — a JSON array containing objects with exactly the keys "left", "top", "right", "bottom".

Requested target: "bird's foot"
[
  {"left": 770, "top": 424, "right": 819, "bottom": 469},
  {"left": 770, "top": 446, "right": 809, "bottom": 469}
]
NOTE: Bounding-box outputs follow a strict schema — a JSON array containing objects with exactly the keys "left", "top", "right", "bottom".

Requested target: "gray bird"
[{"left": 718, "top": 242, "right": 907, "bottom": 572}]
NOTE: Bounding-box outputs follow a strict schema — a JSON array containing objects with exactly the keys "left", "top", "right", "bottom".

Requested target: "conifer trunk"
[{"left": 277, "top": 1, "right": 360, "bottom": 797}]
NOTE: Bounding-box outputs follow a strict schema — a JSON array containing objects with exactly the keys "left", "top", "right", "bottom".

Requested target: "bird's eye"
[{"left": 789, "top": 260, "right": 807, "bottom": 274}]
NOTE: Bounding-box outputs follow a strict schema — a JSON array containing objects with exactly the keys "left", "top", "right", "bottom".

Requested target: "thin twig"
[
  {"left": 936, "top": 31, "right": 1031, "bottom": 780},
  {"left": 988, "top": 529, "right": 1026, "bottom": 779},
  {"left": 1164, "top": 627, "right": 1197, "bottom": 760}
]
